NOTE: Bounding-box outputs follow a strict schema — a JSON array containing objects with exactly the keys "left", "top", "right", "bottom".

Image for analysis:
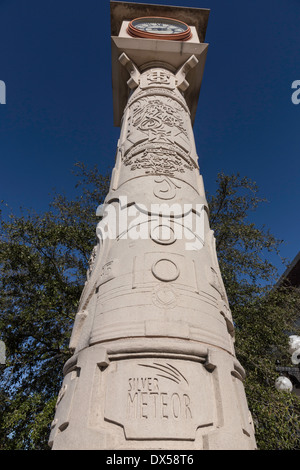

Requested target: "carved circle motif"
[
  {"left": 151, "top": 259, "right": 179, "bottom": 282},
  {"left": 150, "top": 224, "right": 176, "bottom": 245}
]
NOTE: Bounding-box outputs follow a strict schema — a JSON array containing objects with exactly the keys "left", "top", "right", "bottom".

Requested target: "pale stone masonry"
[{"left": 49, "top": 2, "right": 257, "bottom": 450}]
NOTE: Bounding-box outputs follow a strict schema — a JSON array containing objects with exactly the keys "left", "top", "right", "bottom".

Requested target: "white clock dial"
[{"left": 134, "top": 22, "right": 186, "bottom": 34}]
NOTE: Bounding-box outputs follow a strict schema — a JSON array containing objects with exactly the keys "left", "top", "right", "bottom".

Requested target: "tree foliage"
[
  {"left": 0, "top": 166, "right": 299, "bottom": 450},
  {"left": 0, "top": 163, "right": 110, "bottom": 449},
  {"left": 208, "top": 173, "right": 300, "bottom": 449}
]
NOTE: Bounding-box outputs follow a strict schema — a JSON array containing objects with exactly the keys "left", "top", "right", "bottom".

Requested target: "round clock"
[{"left": 127, "top": 17, "right": 192, "bottom": 41}]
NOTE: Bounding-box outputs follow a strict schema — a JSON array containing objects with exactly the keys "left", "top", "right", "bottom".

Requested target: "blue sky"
[{"left": 0, "top": 0, "right": 299, "bottom": 277}]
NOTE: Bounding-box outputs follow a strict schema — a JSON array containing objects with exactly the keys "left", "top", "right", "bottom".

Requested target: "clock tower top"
[{"left": 110, "top": 1, "right": 210, "bottom": 126}]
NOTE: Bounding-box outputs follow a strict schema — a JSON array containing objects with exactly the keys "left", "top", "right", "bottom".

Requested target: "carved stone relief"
[
  {"left": 87, "top": 245, "right": 98, "bottom": 279},
  {"left": 151, "top": 258, "right": 180, "bottom": 282},
  {"left": 124, "top": 145, "right": 194, "bottom": 176},
  {"left": 131, "top": 97, "right": 187, "bottom": 136},
  {"left": 153, "top": 176, "right": 181, "bottom": 200},
  {"left": 208, "top": 266, "right": 227, "bottom": 301},
  {"left": 140, "top": 68, "right": 176, "bottom": 90},
  {"left": 122, "top": 91, "right": 195, "bottom": 176},
  {"left": 69, "top": 310, "right": 88, "bottom": 353},
  {"left": 127, "top": 86, "right": 188, "bottom": 113},
  {"left": 132, "top": 251, "right": 198, "bottom": 294},
  {"left": 48, "top": 365, "right": 80, "bottom": 446},
  {"left": 231, "top": 369, "right": 255, "bottom": 438},
  {"left": 150, "top": 223, "right": 177, "bottom": 245},
  {"left": 97, "top": 259, "right": 119, "bottom": 288},
  {"left": 152, "top": 284, "right": 178, "bottom": 309},
  {"left": 130, "top": 96, "right": 189, "bottom": 148},
  {"left": 104, "top": 358, "right": 215, "bottom": 440}
]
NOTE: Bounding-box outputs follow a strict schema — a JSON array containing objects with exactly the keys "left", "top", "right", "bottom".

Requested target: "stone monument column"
[{"left": 49, "top": 2, "right": 257, "bottom": 450}]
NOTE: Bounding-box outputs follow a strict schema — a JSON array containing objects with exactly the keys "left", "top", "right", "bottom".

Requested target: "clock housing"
[{"left": 127, "top": 16, "right": 192, "bottom": 41}]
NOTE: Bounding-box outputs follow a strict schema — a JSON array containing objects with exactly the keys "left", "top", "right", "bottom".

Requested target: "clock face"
[{"left": 127, "top": 17, "right": 192, "bottom": 41}]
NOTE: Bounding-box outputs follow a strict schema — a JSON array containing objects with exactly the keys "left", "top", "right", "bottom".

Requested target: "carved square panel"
[{"left": 104, "top": 358, "right": 215, "bottom": 440}]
